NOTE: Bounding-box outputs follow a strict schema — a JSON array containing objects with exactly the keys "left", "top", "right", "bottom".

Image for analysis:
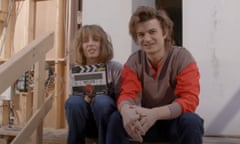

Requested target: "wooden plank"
[
  {"left": 24, "top": 0, "right": 35, "bottom": 126},
  {"left": 54, "top": 63, "right": 66, "bottom": 128},
  {"left": 4, "top": 0, "right": 16, "bottom": 59},
  {"left": 0, "top": 10, "right": 7, "bottom": 22},
  {"left": 26, "top": 0, "right": 35, "bottom": 43},
  {"left": 0, "top": 138, "right": 7, "bottom": 144},
  {"left": 33, "top": 58, "right": 45, "bottom": 144},
  {"left": 54, "top": 0, "right": 66, "bottom": 128},
  {"left": 10, "top": 95, "right": 53, "bottom": 144},
  {"left": 0, "top": 32, "right": 54, "bottom": 94},
  {"left": 0, "top": 0, "right": 8, "bottom": 58},
  {"left": 66, "top": 0, "right": 78, "bottom": 94},
  {"left": 0, "top": 127, "right": 19, "bottom": 136},
  {"left": 25, "top": 92, "right": 33, "bottom": 121},
  {"left": 33, "top": 0, "right": 60, "bottom": 129},
  {"left": 35, "top": 0, "right": 57, "bottom": 60},
  {"left": 2, "top": 101, "right": 9, "bottom": 126}
]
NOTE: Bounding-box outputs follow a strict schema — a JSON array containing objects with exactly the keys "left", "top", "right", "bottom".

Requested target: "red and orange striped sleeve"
[
  {"left": 117, "top": 65, "right": 141, "bottom": 108},
  {"left": 174, "top": 62, "right": 200, "bottom": 113}
]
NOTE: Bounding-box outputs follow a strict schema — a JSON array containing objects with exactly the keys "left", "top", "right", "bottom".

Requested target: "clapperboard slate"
[{"left": 71, "top": 63, "right": 108, "bottom": 97}]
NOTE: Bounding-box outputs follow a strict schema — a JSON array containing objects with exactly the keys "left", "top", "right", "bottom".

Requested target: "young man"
[{"left": 106, "top": 6, "right": 204, "bottom": 144}]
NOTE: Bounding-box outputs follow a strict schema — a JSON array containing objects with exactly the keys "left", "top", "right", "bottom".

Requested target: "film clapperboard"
[{"left": 71, "top": 64, "right": 108, "bottom": 98}]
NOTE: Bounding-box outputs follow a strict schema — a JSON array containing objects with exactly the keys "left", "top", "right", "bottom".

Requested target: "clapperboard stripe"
[
  {"left": 71, "top": 63, "right": 108, "bottom": 96},
  {"left": 72, "top": 63, "right": 106, "bottom": 73}
]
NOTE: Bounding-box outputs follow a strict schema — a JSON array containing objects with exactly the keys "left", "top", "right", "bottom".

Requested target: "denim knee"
[
  {"left": 91, "top": 95, "right": 115, "bottom": 115},
  {"left": 65, "top": 96, "right": 92, "bottom": 144},
  {"left": 65, "top": 96, "right": 88, "bottom": 115},
  {"left": 178, "top": 112, "right": 204, "bottom": 134},
  {"left": 106, "top": 111, "right": 129, "bottom": 144}
]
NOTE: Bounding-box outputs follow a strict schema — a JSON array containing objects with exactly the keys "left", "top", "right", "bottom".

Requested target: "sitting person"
[
  {"left": 106, "top": 6, "right": 204, "bottom": 144},
  {"left": 65, "top": 24, "right": 122, "bottom": 144}
]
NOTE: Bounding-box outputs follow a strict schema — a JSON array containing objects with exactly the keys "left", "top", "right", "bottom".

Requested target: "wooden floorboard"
[
  {"left": 38, "top": 129, "right": 240, "bottom": 144},
  {"left": 204, "top": 136, "right": 240, "bottom": 144},
  {"left": 0, "top": 127, "right": 240, "bottom": 144}
]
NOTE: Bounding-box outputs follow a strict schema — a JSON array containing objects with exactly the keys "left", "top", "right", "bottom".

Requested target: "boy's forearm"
[{"left": 153, "top": 102, "right": 182, "bottom": 120}]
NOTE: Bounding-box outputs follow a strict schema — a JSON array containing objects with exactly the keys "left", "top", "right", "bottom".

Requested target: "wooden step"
[{"left": 1, "top": 127, "right": 240, "bottom": 144}]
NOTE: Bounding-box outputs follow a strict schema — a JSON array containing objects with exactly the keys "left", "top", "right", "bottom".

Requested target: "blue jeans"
[
  {"left": 65, "top": 95, "right": 116, "bottom": 144},
  {"left": 106, "top": 111, "right": 204, "bottom": 144}
]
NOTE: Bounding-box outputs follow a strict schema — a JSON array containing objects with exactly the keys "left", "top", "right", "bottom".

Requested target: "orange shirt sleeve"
[
  {"left": 117, "top": 65, "right": 142, "bottom": 107},
  {"left": 174, "top": 62, "right": 200, "bottom": 113}
]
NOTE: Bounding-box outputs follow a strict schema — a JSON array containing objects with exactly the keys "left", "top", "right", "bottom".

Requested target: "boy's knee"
[
  {"left": 110, "top": 111, "right": 122, "bottom": 122},
  {"left": 179, "top": 112, "right": 204, "bottom": 131}
]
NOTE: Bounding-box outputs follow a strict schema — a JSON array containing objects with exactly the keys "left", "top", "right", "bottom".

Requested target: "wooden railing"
[{"left": 0, "top": 32, "right": 54, "bottom": 144}]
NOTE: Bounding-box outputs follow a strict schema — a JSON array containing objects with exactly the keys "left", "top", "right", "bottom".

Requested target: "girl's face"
[{"left": 82, "top": 35, "right": 101, "bottom": 64}]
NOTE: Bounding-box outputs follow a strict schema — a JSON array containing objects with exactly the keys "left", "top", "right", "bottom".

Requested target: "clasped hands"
[{"left": 120, "top": 105, "right": 158, "bottom": 143}]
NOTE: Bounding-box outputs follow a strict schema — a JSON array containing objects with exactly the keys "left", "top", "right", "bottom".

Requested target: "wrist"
[
  {"left": 152, "top": 105, "right": 172, "bottom": 120},
  {"left": 152, "top": 107, "right": 160, "bottom": 120},
  {"left": 119, "top": 104, "right": 130, "bottom": 115},
  {"left": 118, "top": 101, "right": 132, "bottom": 113}
]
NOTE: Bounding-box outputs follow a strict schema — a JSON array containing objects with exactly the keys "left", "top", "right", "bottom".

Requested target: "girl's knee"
[
  {"left": 65, "top": 96, "right": 87, "bottom": 110},
  {"left": 92, "top": 95, "right": 115, "bottom": 109}
]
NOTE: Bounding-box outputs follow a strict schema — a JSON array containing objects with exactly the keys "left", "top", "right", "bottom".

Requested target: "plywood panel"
[
  {"left": 0, "top": 0, "right": 16, "bottom": 59},
  {"left": 43, "top": 0, "right": 67, "bottom": 128},
  {"left": 35, "top": 0, "right": 57, "bottom": 60}
]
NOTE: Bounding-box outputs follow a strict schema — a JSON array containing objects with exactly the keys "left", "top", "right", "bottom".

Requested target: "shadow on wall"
[{"left": 206, "top": 88, "right": 240, "bottom": 134}]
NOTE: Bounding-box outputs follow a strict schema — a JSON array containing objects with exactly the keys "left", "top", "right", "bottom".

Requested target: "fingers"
[
  {"left": 121, "top": 105, "right": 146, "bottom": 142},
  {"left": 124, "top": 117, "right": 144, "bottom": 142},
  {"left": 125, "top": 122, "right": 143, "bottom": 143},
  {"left": 134, "top": 120, "right": 145, "bottom": 135},
  {"left": 132, "top": 131, "right": 143, "bottom": 142},
  {"left": 139, "top": 116, "right": 154, "bottom": 133},
  {"left": 141, "top": 119, "right": 150, "bottom": 132},
  {"left": 125, "top": 119, "right": 142, "bottom": 134}
]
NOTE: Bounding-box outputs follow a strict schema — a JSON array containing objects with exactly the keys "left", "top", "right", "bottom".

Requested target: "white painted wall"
[
  {"left": 82, "top": 0, "right": 131, "bottom": 64},
  {"left": 183, "top": 0, "right": 240, "bottom": 136},
  {"left": 0, "top": 87, "right": 12, "bottom": 100}
]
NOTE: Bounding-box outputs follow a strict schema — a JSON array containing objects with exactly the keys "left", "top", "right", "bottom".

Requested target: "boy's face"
[{"left": 136, "top": 19, "right": 167, "bottom": 57}]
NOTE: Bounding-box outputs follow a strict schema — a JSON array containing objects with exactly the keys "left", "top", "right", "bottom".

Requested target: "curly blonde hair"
[{"left": 71, "top": 25, "right": 113, "bottom": 65}]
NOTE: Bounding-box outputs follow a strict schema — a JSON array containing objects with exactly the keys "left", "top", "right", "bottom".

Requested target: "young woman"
[{"left": 65, "top": 25, "right": 122, "bottom": 144}]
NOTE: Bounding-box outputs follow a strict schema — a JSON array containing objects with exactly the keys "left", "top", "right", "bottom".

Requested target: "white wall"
[
  {"left": 183, "top": 0, "right": 240, "bottom": 136},
  {"left": 0, "top": 87, "right": 12, "bottom": 100},
  {"left": 82, "top": 0, "right": 131, "bottom": 64},
  {"left": 82, "top": 0, "right": 154, "bottom": 64}
]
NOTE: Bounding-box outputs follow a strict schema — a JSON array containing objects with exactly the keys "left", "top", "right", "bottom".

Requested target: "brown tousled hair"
[
  {"left": 129, "top": 6, "right": 175, "bottom": 49},
  {"left": 71, "top": 25, "right": 113, "bottom": 65}
]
